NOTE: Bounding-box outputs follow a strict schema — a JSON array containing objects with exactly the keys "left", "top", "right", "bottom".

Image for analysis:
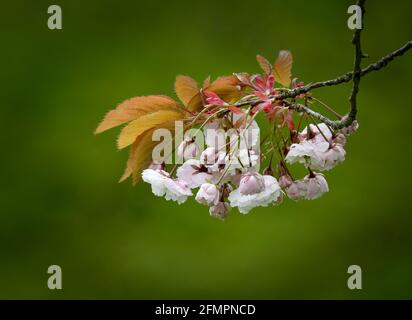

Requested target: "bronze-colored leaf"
[
  {"left": 187, "top": 75, "right": 241, "bottom": 112},
  {"left": 175, "top": 75, "right": 199, "bottom": 107},
  {"left": 119, "top": 121, "right": 176, "bottom": 184},
  {"left": 117, "top": 109, "right": 182, "bottom": 149},
  {"left": 118, "top": 133, "right": 146, "bottom": 183},
  {"left": 202, "top": 76, "right": 211, "bottom": 89},
  {"left": 256, "top": 54, "right": 272, "bottom": 74},
  {"left": 273, "top": 50, "right": 293, "bottom": 87},
  {"left": 95, "top": 95, "right": 179, "bottom": 134}
]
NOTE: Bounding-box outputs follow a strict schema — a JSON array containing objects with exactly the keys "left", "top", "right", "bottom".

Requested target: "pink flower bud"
[
  {"left": 286, "top": 180, "right": 307, "bottom": 201},
  {"left": 305, "top": 173, "right": 329, "bottom": 200},
  {"left": 341, "top": 120, "right": 359, "bottom": 136},
  {"left": 238, "top": 171, "right": 265, "bottom": 195},
  {"left": 177, "top": 138, "right": 199, "bottom": 160},
  {"left": 279, "top": 174, "right": 293, "bottom": 189},
  {"left": 333, "top": 133, "right": 346, "bottom": 146},
  {"left": 195, "top": 183, "right": 220, "bottom": 206},
  {"left": 209, "top": 202, "right": 231, "bottom": 219},
  {"left": 200, "top": 147, "right": 218, "bottom": 165}
]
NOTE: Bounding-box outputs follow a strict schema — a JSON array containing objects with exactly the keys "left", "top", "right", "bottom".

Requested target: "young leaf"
[
  {"left": 175, "top": 75, "right": 199, "bottom": 106},
  {"left": 119, "top": 123, "right": 175, "bottom": 184},
  {"left": 203, "top": 75, "right": 241, "bottom": 103},
  {"left": 117, "top": 109, "right": 182, "bottom": 149},
  {"left": 256, "top": 54, "right": 272, "bottom": 74},
  {"left": 95, "top": 95, "right": 179, "bottom": 134},
  {"left": 119, "top": 132, "right": 147, "bottom": 183},
  {"left": 204, "top": 91, "right": 226, "bottom": 106},
  {"left": 273, "top": 50, "right": 293, "bottom": 87},
  {"left": 127, "top": 122, "right": 176, "bottom": 185},
  {"left": 187, "top": 75, "right": 241, "bottom": 112},
  {"left": 202, "top": 76, "right": 211, "bottom": 89}
]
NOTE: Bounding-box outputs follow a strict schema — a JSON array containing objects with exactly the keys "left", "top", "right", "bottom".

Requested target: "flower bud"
[
  {"left": 322, "top": 144, "right": 346, "bottom": 170},
  {"left": 177, "top": 137, "right": 199, "bottom": 160},
  {"left": 341, "top": 120, "right": 359, "bottom": 136},
  {"left": 305, "top": 173, "right": 329, "bottom": 200},
  {"left": 333, "top": 133, "right": 346, "bottom": 146},
  {"left": 238, "top": 171, "right": 265, "bottom": 195},
  {"left": 195, "top": 183, "right": 220, "bottom": 206},
  {"left": 209, "top": 202, "right": 231, "bottom": 219},
  {"left": 200, "top": 147, "right": 218, "bottom": 165},
  {"left": 279, "top": 174, "right": 293, "bottom": 189},
  {"left": 286, "top": 180, "right": 307, "bottom": 201}
]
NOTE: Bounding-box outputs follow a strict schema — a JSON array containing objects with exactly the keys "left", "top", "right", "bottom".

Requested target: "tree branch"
[
  {"left": 287, "top": 103, "right": 343, "bottom": 129},
  {"left": 236, "top": 42, "right": 412, "bottom": 127},
  {"left": 347, "top": 0, "right": 366, "bottom": 125},
  {"left": 276, "top": 40, "right": 412, "bottom": 99},
  {"left": 236, "top": 41, "right": 412, "bottom": 110}
]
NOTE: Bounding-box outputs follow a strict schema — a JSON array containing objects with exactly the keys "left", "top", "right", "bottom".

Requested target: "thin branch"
[
  {"left": 287, "top": 103, "right": 344, "bottom": 129},
  {"left": 235, "top": 41, "right": 412, "bottom": 107},
  {"left": 360, "top": 41, "right": 412, "bottom": 76},
  {"left": 347, "top": 0, "right": 366, "bottom": 124}
]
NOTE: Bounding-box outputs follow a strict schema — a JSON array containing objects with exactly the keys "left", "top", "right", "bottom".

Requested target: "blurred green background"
[{"left": 1, "top": 0, "right": 411, "bottom": 299}]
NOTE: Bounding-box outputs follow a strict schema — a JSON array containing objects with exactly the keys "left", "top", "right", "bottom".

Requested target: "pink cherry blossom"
[
  {"left": 238, "top": 171, "right": 265, "bottom": 195},
  {"left": 176, "top": 159, "right": 216, "bottom": 188},
  {"left": 195, "top": 183, "right": 220, "bottom": 206},
  {"left": 177, "top": 137, "right": 199, "bottom": 160},
  {"left": 304, "top": 173, "right": 329, "bottom": 200},
  {"left": 229, "top": 175, "right": 282, "bottom": 213},
  {"left": 141, "top": 169, "right": 192, "bottom": 204}
]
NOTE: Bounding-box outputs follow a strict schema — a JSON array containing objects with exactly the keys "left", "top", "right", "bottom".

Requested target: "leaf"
[
  {"left": 95, "top": 95, "right": 179, "bottom": 134},
  {"left": 209, "top": 75, "right": 240, "bottom": 91},
  {"left": 256, "top": 54, "right": 272, "bottom": 74},
  {"left": 119, "top": 121, "right": 177, "bottom": 184},
  {"left": 234, "top": 72, "right": 250, "bottom": 85},
  {"left": 117, "top": 109, "right": 182, "bottom": 149},
  {"left": 118, "top": 133, "right": 146, "bottom": 183},
  {"left": 273, "top": 50, "right": 293, "bottom": 87},
  {"left": 187, "top": 75, "right": 241, "bottom": 112},
  {"left": 175, "top": 75, "right": 199, "bottom": 106},
  {"left": 202, "top": 76, "right": 211, "bottom": 89},
  {"left": 204, "top": 91, "right": 226, "bottom": 106}
]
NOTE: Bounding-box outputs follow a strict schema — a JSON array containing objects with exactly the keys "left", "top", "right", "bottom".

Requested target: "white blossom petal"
[
  {"left": 142, "top": 169, "right": 192, "bottom": 204},
  {"left": 228, "top": 175, "right": 282, "bottom": 214},
  {"left": 176, "top": 159, "right": 216, "bottom": 188}
]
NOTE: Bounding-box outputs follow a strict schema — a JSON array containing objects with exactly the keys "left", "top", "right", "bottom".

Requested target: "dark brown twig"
[
  {"left": 235, "top": 23, "right": 412, "bottom": 128},
  {"left": 347, "top": 0, "right": 366, "bottom": 124}
]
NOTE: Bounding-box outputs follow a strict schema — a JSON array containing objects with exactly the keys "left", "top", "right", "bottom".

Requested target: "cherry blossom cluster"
[
  {"left": 142, "top": 115, "right": 357, "bottom": 219},
  {"left": 95, "top": 51, "right": 363, "bottom": 219},
  {"left": 138, "top": 55, "right": 359, "bottom": 219},
  {"left": 95, "top": 3, "right": 412, "bottom": 219}
]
